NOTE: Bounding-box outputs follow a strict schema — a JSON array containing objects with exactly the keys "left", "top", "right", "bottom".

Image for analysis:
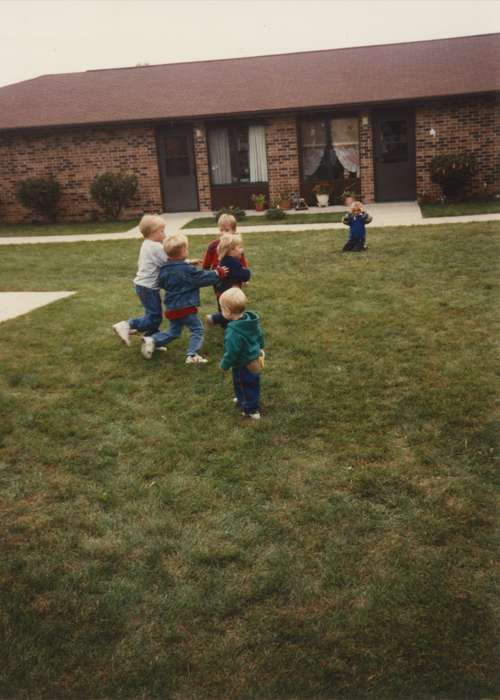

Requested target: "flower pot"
[
  {"left": 344, "top": 196, "right": 354, "bottom": 207},
  {"left": 255, "top": 203, "right": 265, "bottom": 212},
  {"left": 316, "top": 193, "right": 329, "bottom": 207},
  {"left": 279, "top": 199, "right": 292, "bottom": 210}
]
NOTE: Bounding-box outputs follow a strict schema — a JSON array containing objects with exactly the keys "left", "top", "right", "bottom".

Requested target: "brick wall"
[
  {"left": 415, "top": 96, "right": 500, "bottom": 200},
  {"left": 266, "top": 117, "right": 300, "bottom": 204},
  {"left": 0, "top": 125, "right": 163, "bottom": 223},
  {"left": 359, "top": 110, "right": 375, "bottom": 203},
  {"left": 193, "top": 122, "right": 212, "bottom": 211}
]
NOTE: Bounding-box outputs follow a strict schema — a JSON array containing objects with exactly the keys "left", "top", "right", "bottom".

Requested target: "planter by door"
[
  {"left": 156, "top": 126, "right": 198, "bottom": 211},
  {"left": 373, "top": 110, "right": 416, "bottom": 201},
  {"left": 316, "top": 193, "right": 329, "bottom": 207}
]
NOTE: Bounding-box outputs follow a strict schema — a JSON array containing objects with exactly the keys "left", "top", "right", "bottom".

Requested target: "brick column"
[
  {"left": 193, "top": 122, "right": 212, "bottom": 211},
  {"left": 359, "top": 110, "right": 375, "bottom": 203},
  {"left": 266, "top": 117, "right": 300, "bottom": 205}
]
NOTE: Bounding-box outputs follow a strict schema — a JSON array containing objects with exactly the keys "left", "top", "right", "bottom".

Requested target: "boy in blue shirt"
[
  {"left": 141, "top": 233, "right": 228, "bottom": 363},
  {"left": 342, "top": 201, "right": 373, "bottom": 252},
  {"left": 219, "top": 287, "right": 265, "bottom": 420}
]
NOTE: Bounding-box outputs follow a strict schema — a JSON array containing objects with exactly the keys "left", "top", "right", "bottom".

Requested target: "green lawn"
[
  {"left": 1, "top": 223, "right": 499, "bottom": 699},
  {"left": 0, "top": 220, "right": 138, "bottom": 237},
  {"left": 419, "top": 199, "right": 500, "bottom": 217},
  {"left": 183, "top": 211, "right": 345, "bottom": 228}
]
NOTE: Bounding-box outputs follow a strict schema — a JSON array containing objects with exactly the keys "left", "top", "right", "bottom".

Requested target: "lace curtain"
[{"left": 331, "top": 118, "right": 360, "bottom": 176}]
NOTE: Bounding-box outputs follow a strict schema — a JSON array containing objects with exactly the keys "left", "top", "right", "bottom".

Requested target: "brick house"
[{"left": 0, "top": 33, "right": 499, "bottom": 223}]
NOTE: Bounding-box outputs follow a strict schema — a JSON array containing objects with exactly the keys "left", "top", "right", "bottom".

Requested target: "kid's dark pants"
[
  {"left": 232, "top": 366, "right": 260, "bottom": 414},
  {"left": 343, "top": 236, "right": 366, "bottom": 252}
]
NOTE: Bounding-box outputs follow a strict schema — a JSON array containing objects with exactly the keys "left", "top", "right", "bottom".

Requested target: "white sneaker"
[
  {"left": 113, "top": 320, "right": 131, "bottom": 347},
  {"left": 141, "top": 336, "right": 155, "bottom": 359},
  {"left": 185, "top": 353, "right": 208, "bottom": 364},
  {"left": 242, "top": 411, "right": 261, "bottom": 420}
]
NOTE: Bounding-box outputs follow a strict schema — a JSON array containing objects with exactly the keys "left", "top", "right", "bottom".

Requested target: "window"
[
  {"left": 300, "top": 117, "right": 360, "bottom": 181},
  {"left": 208, "top": 124, "right": 268, "bottom": 185},
  {"left": 379, "top": 120, "right": 408, "bottom": 163}
]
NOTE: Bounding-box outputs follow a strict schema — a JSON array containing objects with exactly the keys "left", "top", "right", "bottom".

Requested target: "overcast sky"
[{"left": 0, "top": 0, "right": 499, "bottom": 88}]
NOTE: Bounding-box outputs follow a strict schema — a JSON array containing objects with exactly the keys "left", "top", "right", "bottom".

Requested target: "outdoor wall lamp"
[
  {"left": 362, "top": 116, "right": 369, "bottom": 127},
  {"left": 195, "top": 128, "right": 203, "bottom": 138},
  {"left": 429, "top": 127, "right": 437, "bottom": 137}
]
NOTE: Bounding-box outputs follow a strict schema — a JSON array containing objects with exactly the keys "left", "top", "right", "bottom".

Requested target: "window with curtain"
[
  {"left": 331, "top": 118, "right": 360, "bottom": 176},
  {"left": 208, "top": 124, "right": 268, "bottom": 184},
  {"left": 300, "top": 116, "right": 360, "bottom": 180}
]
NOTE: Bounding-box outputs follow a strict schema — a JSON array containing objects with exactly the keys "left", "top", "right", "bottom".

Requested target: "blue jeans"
[
  {"left": 233, "top": 366, "right": 260, "bottom": 414},
  {"left": 152, "top": 313, "right": 204, "bottom": 356},
  {"left": 129, "top": 285, "right": 162, "bottom": 335}
]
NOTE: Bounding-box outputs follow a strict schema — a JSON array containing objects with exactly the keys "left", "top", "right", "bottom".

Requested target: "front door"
[
  {"left": 157, "top": 126, "right": 198, "bottom": 211},
  {"left": 373, "top": 110, "right": 416, "bottom": 201}
]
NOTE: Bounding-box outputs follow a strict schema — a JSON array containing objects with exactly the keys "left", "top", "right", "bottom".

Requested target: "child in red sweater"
[{"left": 203, "top": 214, "right": 249, "bottom": 310}]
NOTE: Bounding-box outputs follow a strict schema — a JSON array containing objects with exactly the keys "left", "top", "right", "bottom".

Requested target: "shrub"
[
  {"left": 430, "top": 154, "right": 476, "bottom": 199},
  {"left": 90, "top": 172, "right": 138, "bottom": 220},
  {"left": 16, "top": 176, "right": 61, "bottom": 222},
  {"left": 213, "top": 206, "right": 246, "bottom": 222},
  {"left": 265, "top": 207, "right": 286, "bottom": 220}
]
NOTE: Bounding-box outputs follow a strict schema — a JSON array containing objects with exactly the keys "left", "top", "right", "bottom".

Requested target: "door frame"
[
  {"left": 372, "top": 108, "right": 416, "bottom": 202},
  {"left": 155, "top": 124, "right": 199, "bottom": 212}
]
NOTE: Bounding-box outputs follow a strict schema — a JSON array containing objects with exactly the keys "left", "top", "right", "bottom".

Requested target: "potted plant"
[
  {"left": 340, "top": 188, "right": 360, "bottom": 208},
  {"left": 312, "top": 182, "right": 331, "bottom": 207},
  {"left": 278, "top": 192, "right": 292, "bottom": 210},
  {"left": 251, "top": 193, "right": 266, "bottom": 212}
]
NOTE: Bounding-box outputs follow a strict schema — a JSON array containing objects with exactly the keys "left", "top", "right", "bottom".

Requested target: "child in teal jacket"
[{"left": 219, "top": 287, "right": 265, "bottom": 420}]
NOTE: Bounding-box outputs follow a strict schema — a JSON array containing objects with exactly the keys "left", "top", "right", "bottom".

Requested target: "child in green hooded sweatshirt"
[{"left": 219, "top": 287, "right": 265, "bottom": 420}]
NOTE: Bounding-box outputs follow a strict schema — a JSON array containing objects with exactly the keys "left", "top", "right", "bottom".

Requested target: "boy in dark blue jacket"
[
  {"left": 342, "top": 201, "right": 373, "bottom": 252},
  {"left": 141, "top": 233, "right": 228, "bottom": 363},
  {"left": 206, "top": 234, "right": 251, "bottom": 328}
]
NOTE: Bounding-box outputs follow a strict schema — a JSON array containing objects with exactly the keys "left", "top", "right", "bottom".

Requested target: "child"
[
  {"left": 207, "top": 234, "right": 251, "bottom": 327},
  {"left": 113, "top": 214, "right": 167, "bottom": 346},
  {"left": 202, "top": 213, "right": 249, "bottom": 307},
  {"left": 141, "top": 233, "right": 228, "bottom": 363},
  {"left": 219, "top": 287, "right": 265, "bottom": 420},
  {"left": 202, "top": 213, "right": 248, "bottom": 270},
  {"left": 342, "top": 201, "right": 373, "bottom": 252}
]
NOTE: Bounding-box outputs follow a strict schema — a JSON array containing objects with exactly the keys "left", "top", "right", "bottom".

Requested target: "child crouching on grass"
[
  {"left": 141, "top": 233, "right": 228, "bottom": 364},
  {"left": 113, "top": 214, "right": 167, "bottom": 346},
  {"left": 219, "top": 287, "right": 265, "bottom": 420},
  {"left": 207, "top": 233, "right": 251, "bottom": 327},
  {"left": 342, "top": 201, "right": 372, "bottom": 252}
]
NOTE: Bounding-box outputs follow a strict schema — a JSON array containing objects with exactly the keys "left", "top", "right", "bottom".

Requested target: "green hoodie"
[{"left": 220, "top": 311, "right": 265, "bottom": 370}]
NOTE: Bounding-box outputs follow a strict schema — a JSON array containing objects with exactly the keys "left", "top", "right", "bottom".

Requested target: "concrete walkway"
[
  {"left": 0, "top": 202, "right": 499, "bottom": 245},
  {"left": 0, "top": 292, "right": 76, "bottom": 323}
]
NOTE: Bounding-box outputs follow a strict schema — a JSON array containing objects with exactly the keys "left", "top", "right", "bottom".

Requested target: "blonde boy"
[
  {"left": 202, "top": 213, "right": 248, "bottom": 270},
  {"left": 219, "top": 287, "right": 265, "bottom": 420},
  {"left": 342, "top": 201, "right": 373, "bottom": 252},
  {"left": 113, "top": 214, "right": 167, "bottom": 346},
  {"left": 141, "top": 233, "right": 228, "bottom": 363}
]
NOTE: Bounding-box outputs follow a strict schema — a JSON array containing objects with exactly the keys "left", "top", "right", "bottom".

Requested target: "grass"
[
  {"left": 0, "top": 220, "right": 138, "bottom": 237},
  {"left": 1, "top": 222, "right": 499, "bottom": 699},
  {"left": 419, "top": 199, "right": 500, "bottom": 217},
  {"left": 183, "top": 211, "right": 345, "bottom": 228}
]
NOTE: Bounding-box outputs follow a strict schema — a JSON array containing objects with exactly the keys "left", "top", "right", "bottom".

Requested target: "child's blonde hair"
[
  {"left": 139, "top": 214, "right": 165, "bottom": 238},
  {"left": 217, "top": 213, "right": 237, "bottom": 233},
  {"left": 164, "top": 232, "right": 188, "bottom": 257},
  {"left": 217, "top": 233, "right": 242, "bottom": 259},
  {"left": 219, "top": 287, "right": 247, "bottom": 315},
  {"left": 351, "top": 201, "right": 364, "bottom": 213}
]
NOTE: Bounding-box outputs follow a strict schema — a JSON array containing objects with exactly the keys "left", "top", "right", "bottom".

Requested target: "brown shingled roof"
[{"left": 0, "top": 33, "right": 499, "bottom": 132}]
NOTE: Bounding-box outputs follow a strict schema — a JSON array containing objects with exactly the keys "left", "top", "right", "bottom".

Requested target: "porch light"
[{"left": 429, "top": 128, "right": 436, "bottom": 137}]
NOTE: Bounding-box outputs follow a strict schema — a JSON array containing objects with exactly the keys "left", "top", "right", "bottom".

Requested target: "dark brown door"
[
  {"left": 157, "top": 126, "right": 198, "bottom": 211},
  {"left": 373, "top": 110, "right": 416, "bottom": 201}
]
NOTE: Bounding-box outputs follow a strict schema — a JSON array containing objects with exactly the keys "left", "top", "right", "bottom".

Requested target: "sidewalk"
[{"left": 1, "top": 202, "right": 499, "bottom": 245}]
